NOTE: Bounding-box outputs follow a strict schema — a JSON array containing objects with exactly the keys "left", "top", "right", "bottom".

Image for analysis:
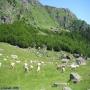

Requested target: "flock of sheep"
[
  {"left": 0, "top": 53, "right": 46, "bottom": 72},
  {"left": 0, "top": 47, "right": 88, "bottom": 90},
  {"left": 0, "top": 47, "right": 87, "bottom": 74}
]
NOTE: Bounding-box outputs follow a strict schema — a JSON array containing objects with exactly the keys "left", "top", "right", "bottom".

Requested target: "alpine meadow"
[{"left": 0, "top": 0, "right": 90, "bottom": 90}]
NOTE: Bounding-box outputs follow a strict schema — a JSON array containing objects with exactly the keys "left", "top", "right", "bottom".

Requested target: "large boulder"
[
  {"left": 69, "top": 72, "right": 81, "bottom": 83},
  {"left": 76, "top": 57, "right": 86, "bottom": 65}
]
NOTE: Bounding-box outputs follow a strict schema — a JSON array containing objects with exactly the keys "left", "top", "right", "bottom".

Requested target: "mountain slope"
[
  {"left": 0, "top": 0, "right": 90, "bottom": 56},
  {"left": 0, "top": 0, "right": 58, "bottom": 28},
  {"left": 45, "top": 5, "right": 77, "bottom": 28},
  {"left": 0, "top": 0, "right": 77, "bottom": 29}
]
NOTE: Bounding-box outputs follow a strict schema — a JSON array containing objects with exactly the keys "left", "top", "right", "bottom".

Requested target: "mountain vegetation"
[{"left": 0, "top": 0, "right": 90, "bottom": 56}]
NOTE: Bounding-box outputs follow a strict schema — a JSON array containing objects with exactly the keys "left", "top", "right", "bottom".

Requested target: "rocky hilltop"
[{"left": 0, "top": 0, "right": 77, "bottom": 29}]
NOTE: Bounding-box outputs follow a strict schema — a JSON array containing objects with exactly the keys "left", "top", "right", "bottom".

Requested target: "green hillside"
[
  {"left": 0, "top": 0, "right": 90, "bottom": 57},
  {"left": 0, "top": 0, "right": 58, "bottom": 29},
  {"left": 0, "top": 42, "right": 90, "bottom": 90},
  {"left": 0, "top": 0, "right": 90, "bottom": 90},
  {"left": 0, "top": 0, "right": 77, "bottom": 29},
  {"left": 0, "top": 22, "right": 90, "bottom": 56},
  {"left": 45, "top": 6, "right": 77, "bottom": 28}
]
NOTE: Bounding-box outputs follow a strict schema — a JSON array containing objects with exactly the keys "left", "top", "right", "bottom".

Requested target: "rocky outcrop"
[
  {"left": 45, "top": 6, "right": 77, "bottom": 28},
  {"left": 0, "top": 0, "right": 77, "bottom": 29}
]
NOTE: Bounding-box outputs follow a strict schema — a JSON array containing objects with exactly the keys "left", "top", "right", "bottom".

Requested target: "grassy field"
[{"left": 0, "top": 42, "right": 90, "bottom": 90}]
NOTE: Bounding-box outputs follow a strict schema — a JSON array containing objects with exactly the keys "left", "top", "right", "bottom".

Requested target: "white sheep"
[
  {"left": 30, "top": 60, "right": 33, "bottom": 64},
  {"left": 4, "top": 58, "right": 7, "bottom": 61},
  {"left": 41, "top": 61, "right": 44, "bottom": 64},
  {"left": 38, "top": 62, "right": 41, "bottom": 66},
  {"left": 70, "top": 63, "right": 79, "bottom": 70},
  {"left": 16, "top": 60, "right": 21, "bottom": 64},
  {"left": 37, "top": 63, "right": 41, "bottom": 72},
  {"left": 30, "top": 65, "right": 34, "bottom": 69},
  {"left": 37, "top": 66, "right": 40, "bottom": 72},
  {"left": 11, "top": 62, "right": 15, "bottom": 68},
  {"left": 62, "top": 67, "right": 65, "bottom": 72},
  {"left": 24, "top": 63, "right": 29, "bottom": 72},
  {"left": 11, "top": 54, "right": 18, "bottom": 60},
  {"left": 0, "top": 53, "right": 3, "bottom": 56}
]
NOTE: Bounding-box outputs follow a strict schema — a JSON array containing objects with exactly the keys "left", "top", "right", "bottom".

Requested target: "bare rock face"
[
  {"left": 22, "top": 0, "right": 29, "bottom": 3},
  {"left": 45, "top": 6, "right": 77, "bottom": 28},
  {"left": 0, "top": 0, "right": 77, "bottom": 29},
  {"left": 22, "top": 0, "right": 39, "bottom": 4}
]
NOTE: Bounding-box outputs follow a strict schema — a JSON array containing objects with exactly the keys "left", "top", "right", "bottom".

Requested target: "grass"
[{"left": 0, "top": 42, "right": 90, "bottom": 90}]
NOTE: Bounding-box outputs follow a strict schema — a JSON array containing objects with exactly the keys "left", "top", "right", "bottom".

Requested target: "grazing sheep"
[
  {"left": 16, "top": 60, "right": 21, "bottom": 64},
  {"left": 41, "top": 61, "right": 44, "bottom": 64},
  {"left": 3, "top": 58, "right": 7, "bottom": 61},
  {"left": 37, "top": 66, "right": 40, "bottom": 72},
  {"left": 56, "top": 64, "right": 66, "bottom": 73},
  {"left": 57, "top": 64, "right": 65, "bottom": 70},
  {"left": 37, "top": 63, "right": 41, "bottom": 72},
  {"left": 30, "top": 65, "right": 34, "bottom": 70},
  {"left": 30, "top": 60, "right": 33, "bottom": 64},
  {"left": 24, "top": 63, "right": 29, "bottom": 72},
  {"left": 11, "top": 62, "right": 15, "bottom": 69},
  {"left": 56, "top": 64, "right": 61, "bottom": 70},
  {"left": 38, "top": 62, "right": 41, "bottom": 66},
  {"left": 62, "top": 67, "right": 66, "bottom": 73},
  {"left": 70, "top": 63, "right": 79, "bottom": 70},
  {"left": 61, "top": 58, "right": 69, "bottom": 63},
  {"left": 11, "top": 54, "right": 18, "bottom": 60},
  {"left": 0, "top": 53, "right": 3, "bottom": 56}
]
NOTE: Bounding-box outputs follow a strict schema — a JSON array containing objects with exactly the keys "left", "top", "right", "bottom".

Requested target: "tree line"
[{"left": 0, "top": 21, "right": 90, "bottom": 56}]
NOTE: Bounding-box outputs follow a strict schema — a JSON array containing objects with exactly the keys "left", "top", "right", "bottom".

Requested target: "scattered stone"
[
  {"left": 69, "top": 72, "right": 81, "bottom": 83},
  {"left": 11, "top": 54, "right": 18, "bottom": 60},
  {"left": 76, "top": 57, "right": 86, "bottom": 65},
  {"left": 63, "top": 87, "right": 72, "bottom": 90},
  {"left": 73, "top": 53, "right": 80, "bottom": 58},
  {"left": 52, "top": 82, "right": 68, "bottom": 87},
  {"left": 61, "top": 58, "right": 69, "bottom": 63}
]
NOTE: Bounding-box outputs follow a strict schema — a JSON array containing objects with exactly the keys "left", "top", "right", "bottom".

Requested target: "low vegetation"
[
  {"left": 0, "top": 21, "right": 90, "bottom": 56},
  {"left": 0, "top": 43, "right": 90, "bottom": 90}
]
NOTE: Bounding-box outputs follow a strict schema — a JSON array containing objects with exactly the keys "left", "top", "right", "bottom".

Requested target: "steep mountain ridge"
[
  {"left": 45, "top": 5, "right": 77, "bottom": 28},
  {"left": 0, "top": 0, "right": 76, "bottom": 29}
]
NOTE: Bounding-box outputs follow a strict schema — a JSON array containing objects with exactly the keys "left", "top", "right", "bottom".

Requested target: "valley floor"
[{"left": 0, "top": 42, "right": 90, "bottom": 90}]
